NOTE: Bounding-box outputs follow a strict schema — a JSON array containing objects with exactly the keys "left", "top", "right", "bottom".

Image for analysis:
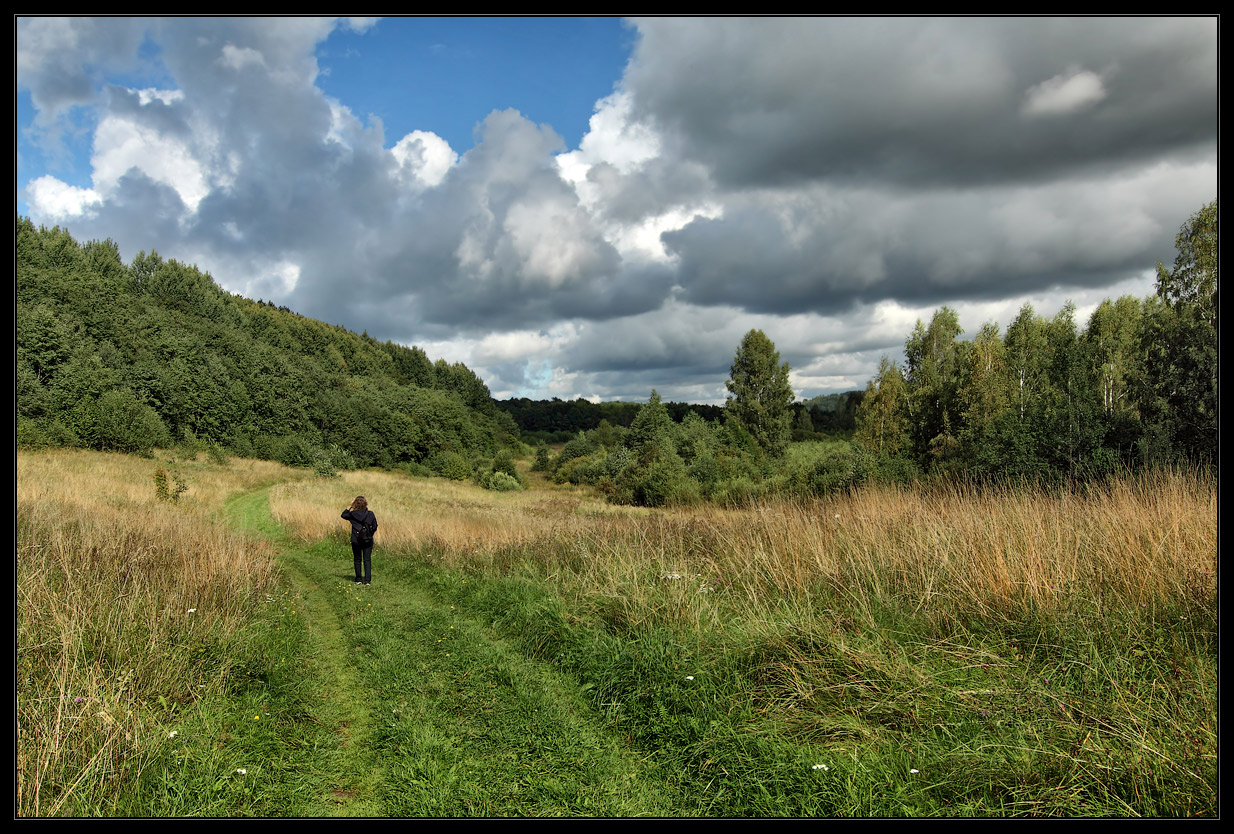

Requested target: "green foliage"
[
  {"left": 483, "top": 471, "right": 523, "bottom": 492},
  {"left": 16, "top": 218, "right": 506, "bottom": 472},
  {"left": 552, "top": 431, "right": 595, "bottom": 475},
  {"left": 789, "top": 441, "right": 874, "bottom": 496},
  {"left": 627, "top": 390, "right": 674, "bottom": 454},
  {"left": 855, "top": 356, "right": 909, "bottom": 458},
  {"left": 477, "top": 449, "right": 526, "bottom": 491},
  {"left": 428, "top": 451, "right": 472, "bottom": 481},
  {"left": 904, "top": 306, "right": 964, "bottom": 465},
  {"left": 1140, "top": 200, "right": 1218, "bottom": 464},
  {"left": 96, "top": 388, "right": 171, "bottom": 455},
  {"left": 725, "top": 330, "right": 795, "bottom": 457}
]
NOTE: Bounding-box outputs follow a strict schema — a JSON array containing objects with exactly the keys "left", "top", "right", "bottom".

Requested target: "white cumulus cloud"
[{"left": 24, "top": 175, "right": 102, "bottom": 220}]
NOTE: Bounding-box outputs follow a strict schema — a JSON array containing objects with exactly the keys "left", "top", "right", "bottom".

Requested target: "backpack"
[{"left": 354, "top": 512, "right": 376, "bottom": 546}]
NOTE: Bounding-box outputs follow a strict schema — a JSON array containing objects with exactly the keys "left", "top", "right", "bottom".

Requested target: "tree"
[
  {"left": 627, "top": 390, "right": 673, "bottom": 454},
  {"left": 1140, "top": 200, "right": 1218, "bottom": 463},
  {"left": 958, "top": 321, "right": 1010, "bottom": 432},
  {"left": 1083, "top": 296, "right": 1143, "bottom": 418},
  {"left": 854, "top": 356, "right": 909, "bottom": 458},
  {"left": 903, "top": 307, "right": 964, "bottom": 463},
  {"left": 1004, "top": 303, "right": 1049, "bottom": 425},
  {"left": 1042, "top": 303, "right": 1102, "bottom": 473},
  {"left": 724, "top": 329, "right": 795, "bottom": 457},
  {"left": 1156, "top": 199, "right": 1217, "bottom": 328}
]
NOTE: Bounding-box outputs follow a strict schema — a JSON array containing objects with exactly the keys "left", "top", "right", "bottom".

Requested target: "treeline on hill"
[{"left": 15, "top": 218, "right": 520, "bottom": 482}]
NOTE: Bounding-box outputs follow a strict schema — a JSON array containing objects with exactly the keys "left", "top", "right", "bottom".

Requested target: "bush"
[
  {"left": 552, "top": 432, "right": 594, "bottom": 475},
  {"left": 16, "top": 417, "right": 78, "bottom": 449},
  {"left": 793, "top": 442, "right": 873, "bottom": 496},
  {"left": 871, "top": 454, "right": 921, "bottom": 485},
  {"left": 711, "top": 476, "right": 764, "bottom": 507},
  {"left": 274, "top": 435, "right": 317, "bottom": 468},
  {"left": 205, "top": 441, "right": 230, "bottom": 466},
  {"left": 428, "top": 450, "right": 471, "bottom": 481},
  {"left": 175, "top": 428, "right": 204, "bottom": 461},
  {"left": 312, "top": 454, "right": 338, "bottom": 478},
  {"left": 483, "top": 471, "right": 523, "bottom": 492},
  {"left": 395, "top": 460, "right": 434, "bottom": 478},
  {"left": 616, "top": 446, "right": 698, "bottom": 507},
  {"left": 96, "top": 388, "right": 171, "bottom": 456}
]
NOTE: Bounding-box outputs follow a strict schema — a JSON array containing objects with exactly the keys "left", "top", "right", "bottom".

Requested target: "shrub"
[
  {"left": 484, "top": 471, "right": 523, "bottom": 492},
  {"left": 552, "top": 431, "right": 594, "bottom": 474},
  {"left": 16, "top": 417, "right": 78, "bottom": 449},
  {"left": 274, "top": 435, "right": 317, "bottom": 468},
  {"left": 793, "top": 442, "right": 873, "bottom": 496},
  {"left": 95, "top": 388, "right": 171, "bottom": 455},
  {"left": 871, "top": 454, "right": 921, "bottom": 485},
  {"left": 428, "top": 450, "right": 471, "bottom": 481},
  {"left": 205, "top": 441, "right": 230, "bottom": 466}
]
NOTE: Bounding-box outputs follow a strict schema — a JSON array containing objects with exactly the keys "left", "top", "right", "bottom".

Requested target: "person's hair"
[{"left": 350, "top": 496, "right": 368, "bottom": 512}]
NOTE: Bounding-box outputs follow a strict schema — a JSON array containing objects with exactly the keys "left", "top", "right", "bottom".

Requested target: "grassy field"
[{"left": 17, "top": 448, "right": 1217, "bottom": 816}]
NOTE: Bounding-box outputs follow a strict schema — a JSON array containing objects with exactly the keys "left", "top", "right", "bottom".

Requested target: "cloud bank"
[{"left": 17, "top": 17, "right": 1217, "bottom": 403}]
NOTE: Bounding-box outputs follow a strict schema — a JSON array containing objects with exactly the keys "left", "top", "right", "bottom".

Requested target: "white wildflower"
[
  {"left": 234, "top": 768, "right": 247, "bottom": 775},
  {"left": 663, "top": 573, "right": 682, "bottom": 580},
  {"left": 186, "top": 609, "right": 197, "bottom": 614},
  {"left": 167, "top": 730, "right": 178, "bottom": 739},
  {"left": 685, "top": 676, "right": 694, "bottom": 681},
  {"left": 812, "top": 764, "right": 829, "bottom": 771},
  {"left": 910, "top": 769, "right": 919, "bottom": 774}
]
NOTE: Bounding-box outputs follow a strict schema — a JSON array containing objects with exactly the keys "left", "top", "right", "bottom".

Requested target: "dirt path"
[{"left": 225, "top": 485, "right": 673, "bottom": 817}]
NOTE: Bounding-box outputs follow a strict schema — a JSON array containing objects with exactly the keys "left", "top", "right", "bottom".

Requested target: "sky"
[{"left": 16, "top": 16, "right": 1218, "bottom": 405}]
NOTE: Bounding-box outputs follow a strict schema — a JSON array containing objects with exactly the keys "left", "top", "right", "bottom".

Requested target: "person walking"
[{"left": 341, "top": 496, "right": 378, "bottom": 585}]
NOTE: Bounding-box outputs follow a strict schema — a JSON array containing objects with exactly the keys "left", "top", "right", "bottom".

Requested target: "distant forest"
[{"left": 496, "top": 391, "right": 861, "bottom": 445}]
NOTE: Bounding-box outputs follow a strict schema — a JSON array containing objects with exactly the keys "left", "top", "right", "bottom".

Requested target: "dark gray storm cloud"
[
  {"left": 18, "top": 17, "right": 1218, "bottom": 401},
  {"left": 623, "top": 17, "right": 1217, "bottom": 189}
]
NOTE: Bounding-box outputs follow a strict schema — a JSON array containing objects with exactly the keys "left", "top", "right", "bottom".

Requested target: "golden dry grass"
[
  {"left": 16, "top": 449, "right": 303, "bottom": 816},
  {"left": 269, "top": 468, "right": 652, "bottom": 553},
  {"left": 270, "top": 466, "right": 1216, "bottom": 630}
]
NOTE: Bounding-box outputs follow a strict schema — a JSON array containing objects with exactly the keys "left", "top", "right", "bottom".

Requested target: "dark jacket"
[{"left": 341, "top": 508, "right": 378, "bottom": 546}]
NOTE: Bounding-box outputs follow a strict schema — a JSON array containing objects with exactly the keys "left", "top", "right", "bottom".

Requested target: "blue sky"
[
  {"left": 15, "top": 17, "right": 1218, "bottom": 404},
  {"left": 315, "top": 18, "right": 634, "bottom": 153}
]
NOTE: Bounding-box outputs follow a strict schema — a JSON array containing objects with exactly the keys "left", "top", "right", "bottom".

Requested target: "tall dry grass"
[
  {"left": 271, "top": 467, "right": 1215, "bottom": 633},
  {"left": 269, "top": 469, "right": 645, "bottom": 554},
  {"left": 16, "top": 449, "right": 297, "bottom": 817}
]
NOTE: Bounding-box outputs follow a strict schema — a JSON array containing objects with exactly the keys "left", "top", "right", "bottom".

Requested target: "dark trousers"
[{"left": 352, "top": 543, "right": 373, "bottom": 583}]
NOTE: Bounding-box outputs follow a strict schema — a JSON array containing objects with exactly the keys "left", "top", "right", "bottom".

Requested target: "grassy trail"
[{"left": 224, "top": 486, "right": 672, "bottom": 817}]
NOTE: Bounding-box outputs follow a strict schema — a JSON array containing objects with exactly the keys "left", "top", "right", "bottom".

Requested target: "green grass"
[
  {"left": 20, "top": 461, "right": 1215, "bottom": 817},
  {"left": 139, "top": 487, "right": 675, "bottom": 817},
  {"left": 429, "top": 560, "right": 1216, "bottom": 817}
]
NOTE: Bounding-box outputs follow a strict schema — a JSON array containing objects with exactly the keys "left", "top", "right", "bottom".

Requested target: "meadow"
[{"left": 16, "top": 448, "right": 1217, "bottom": 816}]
